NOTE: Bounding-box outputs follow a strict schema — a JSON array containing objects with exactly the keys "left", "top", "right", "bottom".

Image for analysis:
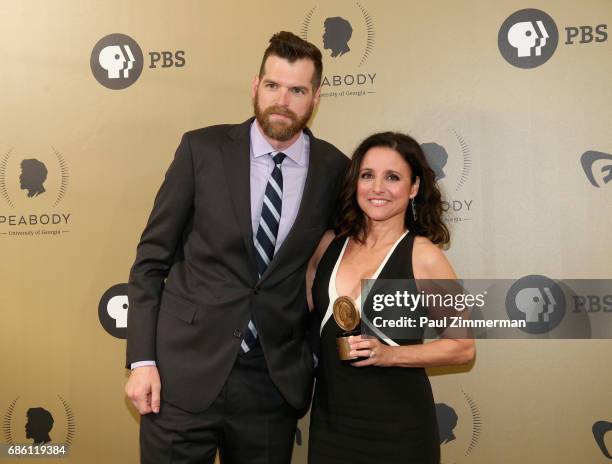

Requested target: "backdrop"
[{"left": 1, "top": 1, "right": 611, "bottom": 463}]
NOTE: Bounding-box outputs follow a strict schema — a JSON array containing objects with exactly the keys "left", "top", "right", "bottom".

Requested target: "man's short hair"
[{"left": 258, "top": 31, "right": 323, "bottom": 90}]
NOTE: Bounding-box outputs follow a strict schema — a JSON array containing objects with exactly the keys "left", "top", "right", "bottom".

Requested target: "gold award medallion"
[{"left": 333, "top": 296, "right": 360, "bottom": 332}]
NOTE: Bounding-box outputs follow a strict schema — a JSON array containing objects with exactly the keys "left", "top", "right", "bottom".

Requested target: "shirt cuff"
[{"left": 130, "top": 360, "right": 156, "bottom": 369}]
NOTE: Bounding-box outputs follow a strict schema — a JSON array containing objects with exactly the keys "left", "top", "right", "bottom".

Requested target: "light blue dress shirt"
[{"left": 249, "top": 121, "right": 309, "bottom": 252}]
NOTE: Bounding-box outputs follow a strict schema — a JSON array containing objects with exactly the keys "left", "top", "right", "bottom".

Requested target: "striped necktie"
[{"left": 241, "top": 152, "right": 286, "bottom": 353}]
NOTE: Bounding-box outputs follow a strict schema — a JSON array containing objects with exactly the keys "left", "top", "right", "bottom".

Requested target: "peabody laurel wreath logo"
[
  {"left": 421, "top": 130, "right": 474, "bottom": 223},
  {"left": 0, "top": 147, "right": 71, "bottom": 238},
  {"left": 498, "top": 9, "right": 559, "bottom": 68},
  {"left": 99, "top": 283, "right": 129, "bottom": 339},
  {"left": 435, "top": 389, "right": 482, "bottom": 462},
  {"left": 2, "top": 396, "right": 75, "bottom": 455},
  {"left": 90, "top": 33, "right": 144, "bottom": 89},
  {"left": 300, "top": 1, "right": 376, "bottom": 98}
]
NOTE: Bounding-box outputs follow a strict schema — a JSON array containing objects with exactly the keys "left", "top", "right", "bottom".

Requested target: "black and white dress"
[{"left": 308, "top": 231, "right": 440, "bottom": 464}]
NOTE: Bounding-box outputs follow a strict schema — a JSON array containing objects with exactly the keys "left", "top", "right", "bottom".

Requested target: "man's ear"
[
  {"left": 313, "top": 85, "right": 321, "bottom": 105},
  {"left": 252, "top": 75, "right": 260, "bottom": 99}
]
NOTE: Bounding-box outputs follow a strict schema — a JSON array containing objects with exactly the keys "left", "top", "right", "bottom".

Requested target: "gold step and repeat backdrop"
[{"left": 1, "top": 0, "right": 611, "bottom": 462}]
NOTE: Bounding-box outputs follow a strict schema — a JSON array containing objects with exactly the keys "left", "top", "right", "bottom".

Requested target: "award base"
[{"left": 336, "top": 329, "right": 361, "bottom": 362}]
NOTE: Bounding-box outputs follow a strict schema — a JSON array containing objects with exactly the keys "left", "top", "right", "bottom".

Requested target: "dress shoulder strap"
[{"left": 377, "top": 232, "right": 415, "bottom": 280}]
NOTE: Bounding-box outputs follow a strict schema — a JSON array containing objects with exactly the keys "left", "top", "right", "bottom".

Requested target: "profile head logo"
[
  {"left": 25, "top": 407, "right": 54, "bottom": 445},
  {"left": 323, "top": 17, "right": 353, "bottom": 57},
  {"left": 436, "top": 403, "right": 458, "bottom": 444},
  {"left": 434, "top": 390, "right": 482, "bottom": 458},
  {"left": 301, "top": 2, "right": 375, "bottom": 67},
  {"left": 0, "top": 147, "right": 69, "bottom": 209},
  {"left": 19, "top": 159, "right": 47, "bottom": 197},
  {"left": 498, "top": 9, "right": 559, "bottom": 68},
  {"left": 98, "top": 283, "right": 129, "bottom": 338},
  {"left": 422, "top": 142, "right": 449, "bottom": 182},
  {"left": 419, "top": 130, "right": 472, "bottom": 194},
  {"left": 508, "top": 21, "right": 548, "bottom": 57},
  {"left": 90, "top": 33, "right": 143, "bottom": 89},
  {"left": 99, "top": 45, "right": 135, "bottom": 79},
  {"left": 506, "top": 275, "right": 566, "bottom": 333},
  {"left": 581, "top": 151, "right": 612, "bottom": 188}
]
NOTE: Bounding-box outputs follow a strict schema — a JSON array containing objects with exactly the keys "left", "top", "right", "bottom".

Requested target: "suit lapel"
[{"left": 221, "top": 119, "right": 258, "bottom": 279}]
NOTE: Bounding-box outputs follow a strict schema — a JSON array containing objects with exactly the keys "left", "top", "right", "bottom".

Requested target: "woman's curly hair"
[{"left": 335, "top": 131, "right": 450, "bottom": 246}]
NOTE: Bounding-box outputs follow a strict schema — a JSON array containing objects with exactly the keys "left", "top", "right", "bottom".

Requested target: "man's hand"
[{"left": 125, "top": 366, "right": 161, "bottom": 415}]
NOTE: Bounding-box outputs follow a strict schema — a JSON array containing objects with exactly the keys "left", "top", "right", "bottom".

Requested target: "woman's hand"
[{"left": 349, "top": 335, "right": 394, "bottom": 367}]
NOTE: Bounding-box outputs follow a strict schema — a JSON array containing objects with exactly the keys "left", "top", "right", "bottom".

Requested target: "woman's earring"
[{"left": 411, "top": 198, "right": 417, "bottom": 221}]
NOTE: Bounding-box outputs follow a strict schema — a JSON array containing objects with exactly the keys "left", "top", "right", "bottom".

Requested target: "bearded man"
[{"left": 125, "top": 31, "right": 348, "bottom": 464}]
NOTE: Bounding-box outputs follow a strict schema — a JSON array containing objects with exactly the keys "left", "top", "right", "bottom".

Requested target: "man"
[{"left": 125, "top": 31, "right": 348, "bottom": 463}]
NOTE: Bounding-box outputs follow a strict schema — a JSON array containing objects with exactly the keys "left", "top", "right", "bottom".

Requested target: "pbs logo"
[
  {"left": 498, "top": 9, "right": 559, "bottom": 68},
  {"left": 90, "top": 33, "right": 144, "bottom": 89},
  {"left": 506, "top": 275, "right": 566, "bottom": 334},
  {"left": 91, "top": 33, "right": 187, "bottom": 89},
  {"left": 98, "top": 283, "right": 129, "bottom": 339}
]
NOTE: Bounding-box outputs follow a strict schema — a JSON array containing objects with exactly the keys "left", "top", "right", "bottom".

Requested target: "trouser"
[{"left": 140, "top": 344, "right": 298, "bottom": 464}]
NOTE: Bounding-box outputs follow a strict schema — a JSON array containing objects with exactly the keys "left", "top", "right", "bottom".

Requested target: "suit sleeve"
[{"left": 126, "top": 133, "right": 195, "bottom": 367}]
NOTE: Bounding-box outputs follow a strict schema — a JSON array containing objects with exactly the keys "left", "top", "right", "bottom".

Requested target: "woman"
[{"left": 306, "top": 132, "right": 475, "bottom": 464}]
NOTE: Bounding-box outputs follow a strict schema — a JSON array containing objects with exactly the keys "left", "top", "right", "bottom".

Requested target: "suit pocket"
[{"left": 159, "top": 290, "right": 197, "bottom": 324}]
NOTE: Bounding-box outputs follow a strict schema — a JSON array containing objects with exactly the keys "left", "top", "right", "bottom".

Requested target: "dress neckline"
[
  {"left": 334, "top": 230, "right": 410, "bottom": 302},
  {"left": 321, "top": 230, "right": 410, "bottom": 333}
]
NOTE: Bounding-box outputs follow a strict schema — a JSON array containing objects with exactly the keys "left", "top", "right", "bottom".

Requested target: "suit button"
[
  {"left": 254, "top": 285, "right": 260, "bottom": 295},
  {"left": 233, "top": 329, "right": 242, "bottom": 338}
]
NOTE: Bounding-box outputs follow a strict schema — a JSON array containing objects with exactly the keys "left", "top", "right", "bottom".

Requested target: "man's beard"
[{"left": 253, "top": 93, "right": 314, "bottom": 142}]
